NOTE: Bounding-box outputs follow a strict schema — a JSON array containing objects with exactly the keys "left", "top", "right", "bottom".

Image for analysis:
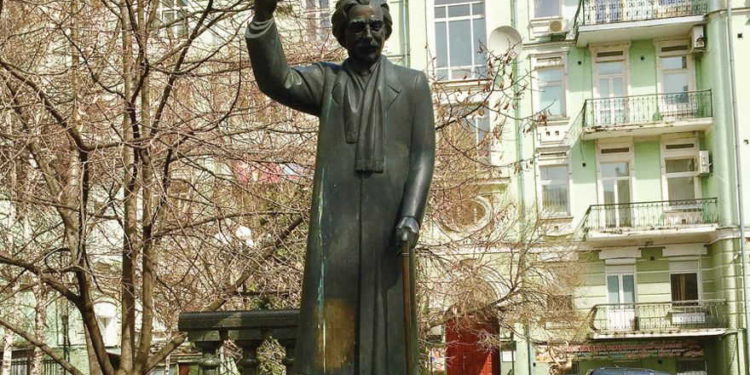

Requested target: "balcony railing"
[
  {"left": 590, "top": 300, "right": 727, "bottom": 334},
  {"left": 581, "top": 90, "right": 712, "bottom": 130},
  {"left": 582, "top": 198, "right": 718, "bottom": 235},
  {"left": 578, "top": 0, "right": 708, "bottom": 25}
]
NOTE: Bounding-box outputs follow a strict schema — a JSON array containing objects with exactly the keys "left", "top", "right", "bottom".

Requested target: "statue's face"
[{"left": 344, "top": 4, "right": 386, "bottom": 64}]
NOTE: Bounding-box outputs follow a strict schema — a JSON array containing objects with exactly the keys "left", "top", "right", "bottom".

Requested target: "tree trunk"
[
  {"left": 84, "top": 330, "right": 103, "bottom": 375},
  {"left": 30, "top": 282, "right": 48, "bottom": 375}
]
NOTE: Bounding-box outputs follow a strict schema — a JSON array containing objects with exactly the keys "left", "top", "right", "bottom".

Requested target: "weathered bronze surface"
[{"left": 245, "top": 0, "right": 435, "bottom": 373}]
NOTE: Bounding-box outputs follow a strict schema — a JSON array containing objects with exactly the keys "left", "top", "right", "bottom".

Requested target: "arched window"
[{"left": 433, "top": 0, "right": 487, "bottom": 81}]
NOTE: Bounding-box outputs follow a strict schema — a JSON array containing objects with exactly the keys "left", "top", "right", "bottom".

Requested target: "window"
[
  {"left": 661, "top": 55, "right": 689, "bottom": 93},
  {"left": 662, "top": 139, "right": 700, "bottom": 201},
  {"left": 160, "top": 0, "right": 188, "bottom": 38},
  {"left": 659, "top": 44, "right": 690, "bottom": 88},
  {"left": 677, "top": 359, "right": 707, "bottom": 375},
  {"left": 593, "top": 48, "right": 627, "bottom": 126},
  {"left": 42, "top": 359, "right": 66, "bottom": 375},
  {"left": 605, "top": 270, "right": 637, "bottom": 330},
  {"left": 540, "top": 165, "right": 569, "bottom": 215},
  {"left": 666, "top": 158, "right": 696, "bottom": 200},
  {"left": 448, "top": 107, "right": 492, "bottom": 162},
  {"left": 537, "top": 67, "right": 566, "bottom": 117},
  {"left": 535, "top": 0, "right": 561, "bottom": 18},
  {"left": 601, "top": 161, "right": 631, "bottom": 227},
  {"left": 10, "top": 358, "right": 27, "bottom": 375},
  {"left": 463, "top": 110, "right": 491, "bottom": 147},
  {"left": 434, "top": 0, "right": 487, "bottom": 80},
  {"left": 598, "top": 144, "right": 632, "bottom": 228},
  {"left": 671, "top": 273, "right": 699, "bottom": 301},
  {"left": 658, "top": 42, "right": 694, "bottom": 114},
  {"left": 607, "top": 273, "right": 635, "bottom": 304},
  {"left": 534, "top": 55, "right": 566, "bottom": 118},
  {"left": 306, "top": 0, "right": 331, "bottom": 37}
]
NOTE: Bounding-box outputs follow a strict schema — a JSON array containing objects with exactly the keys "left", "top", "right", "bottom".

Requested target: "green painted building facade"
[{"left": 389, "top": 0, "right": 750, "bottom": 373}]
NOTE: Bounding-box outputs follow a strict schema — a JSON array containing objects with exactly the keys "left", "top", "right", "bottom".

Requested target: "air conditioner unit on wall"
[
  {"left": 549, "top": 19, "right": 565, "bottom": 34},
  {"left": 698, "top": 150, "right": 711, "bottom": 175},
  {"left": 691, "top": 25, "right": 706, "bottom": 52}
]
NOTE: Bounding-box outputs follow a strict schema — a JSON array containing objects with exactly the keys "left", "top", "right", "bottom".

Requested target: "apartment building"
[{"left": 396, "top": 0, "right": 750, "bottom": 373}]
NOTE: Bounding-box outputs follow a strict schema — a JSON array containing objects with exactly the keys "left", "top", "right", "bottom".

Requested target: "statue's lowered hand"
[
  {"left": 395, "top": 216, "right": 420, "bottom": 252},
  {"left": 253, "top": 0, "right": 279, "bottom": 21}
]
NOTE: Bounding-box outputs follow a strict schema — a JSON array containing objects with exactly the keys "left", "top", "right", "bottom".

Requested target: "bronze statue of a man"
[{"left": 245, "top": 0, "right": 435, "bottom": 373}]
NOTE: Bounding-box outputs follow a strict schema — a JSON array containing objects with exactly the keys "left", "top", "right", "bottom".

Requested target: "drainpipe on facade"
[
  {"left": 399, "top": 0, "right": 410, "bottom": 67},
  {"left": 507, "top": 0, "right": 534, "bottom": 371},
  {"left": 723, "top": 0, "right": 749, "bottom": 371},
  {"left": 511, "top": 0, "right": 524, "bottom": 217}
]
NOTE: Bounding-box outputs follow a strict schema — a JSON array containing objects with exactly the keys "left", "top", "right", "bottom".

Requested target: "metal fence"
[
  {"left": 578, "top": 0, "right": 708, "bottom": 25},
  {"left": 42, "top": 359, "right": 68, "bottom": 375},
  {"left": 582, "top": 198, "right": 718, "bottom": 233},
  {"left": 590, "top": 300, "right": 727, "bottom": 333},
  {"left": 10, "top": 358, "right": 28, "bottom": 375},
  {"left": 3, "top": 358, "right": 69, "bottom": 375},
  {"left": 581, "top": 90, "right": 712, "bottom": 129}
]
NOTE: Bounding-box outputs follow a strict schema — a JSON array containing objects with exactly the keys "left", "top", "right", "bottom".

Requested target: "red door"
[{"left": 445, "top": 318, "right": 499, "bottom": 375}]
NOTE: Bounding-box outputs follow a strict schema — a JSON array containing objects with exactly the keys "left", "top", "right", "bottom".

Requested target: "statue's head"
[{"left": 331, "top": 0, "right": 393, "bottom": 64}]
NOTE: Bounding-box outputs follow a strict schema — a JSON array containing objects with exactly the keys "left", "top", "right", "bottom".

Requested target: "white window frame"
[
  {"left": 595, "top": 142, "right": 635, "bottom": 229},
  {"left": 464, "top": 109, "right": 491, "bottom": 147},
  {"left": 596, "top": 142, "right": 635, "bottom": 204},
  {"left": 656, "top": 40, "right": 696, "bottom": 94},
  {"left": 531, "top": 0, "right": 562, "bottom": 19},
  {"left": 669, "top": 260, "right": 701, "bottom": 302},
  {"left": 590, "top": 44, "right": 630, "bottom": 126},
  {"left": 538, "top": 162, "right": 571, "bottom": 217},
  {"left": 160, "top": 0, "right": 188, "bottom": 38},
  {"left": 305, "top": 0, "right": 332, "bottom": 38},
  {"left": 660, "top": 137, "right": 701, "bottom": 202},
  {"left": 533, "top": 54, "right": 567, "bottom": 119},
  {"left": 591, "top": 44, "right": 630, "bottom": 99},
  {"left": 605, "top": 264, "right": 637, "bottom": 304},
  {"left": 430, "top": 0, "right": 487, "bottom": 81},
  {"left": 449, "top": 104, "right": 493, "bottom": 162}
]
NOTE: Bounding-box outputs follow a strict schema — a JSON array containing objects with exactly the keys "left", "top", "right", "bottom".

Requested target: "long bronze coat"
[{"left": 246, "top": 19, "right": 435, "bottom": 375}]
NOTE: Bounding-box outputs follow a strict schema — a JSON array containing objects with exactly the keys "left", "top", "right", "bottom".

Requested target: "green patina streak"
[{"left": 316, "top": 168, "right": 327, "bottom": 371}]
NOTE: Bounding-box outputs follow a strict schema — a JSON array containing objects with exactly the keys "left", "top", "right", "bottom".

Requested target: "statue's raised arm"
[
  {"left": 245, "top": 0, "right": 326, "bottom": 116},
  {"left": 244, "top": 1, "right": 435, "bottom": 374}
]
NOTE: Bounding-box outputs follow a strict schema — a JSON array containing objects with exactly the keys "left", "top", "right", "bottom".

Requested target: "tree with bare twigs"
[{"left": 0, "top": 0, "right": 341, "bottom": 373}]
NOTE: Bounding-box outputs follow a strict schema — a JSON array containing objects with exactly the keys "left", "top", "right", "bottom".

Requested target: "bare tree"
[
  {"left": 0, "top": 0, "right": 342, "bottom": 374},
  {"left": 416, "top": 46, "right": 584, "bottom": 373}
]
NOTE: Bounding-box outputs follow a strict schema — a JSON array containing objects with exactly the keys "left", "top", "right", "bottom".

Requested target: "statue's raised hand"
[{"left": 254, "top": 0, "right": 279, "bottom": 21}]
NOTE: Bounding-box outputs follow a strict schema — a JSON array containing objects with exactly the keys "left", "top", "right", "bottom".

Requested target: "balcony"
[
  {"left": 582, "top": 198, "right": 719, "bottom": 243},
  {"left": 579, "top": 90, "right": 713, "bottom": 140},
  {"left": 589, "top": 300, "right": 728, "bottom": 339},
  {"left": 574, "top": 0, "right": 708, "bottom": 46}
]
